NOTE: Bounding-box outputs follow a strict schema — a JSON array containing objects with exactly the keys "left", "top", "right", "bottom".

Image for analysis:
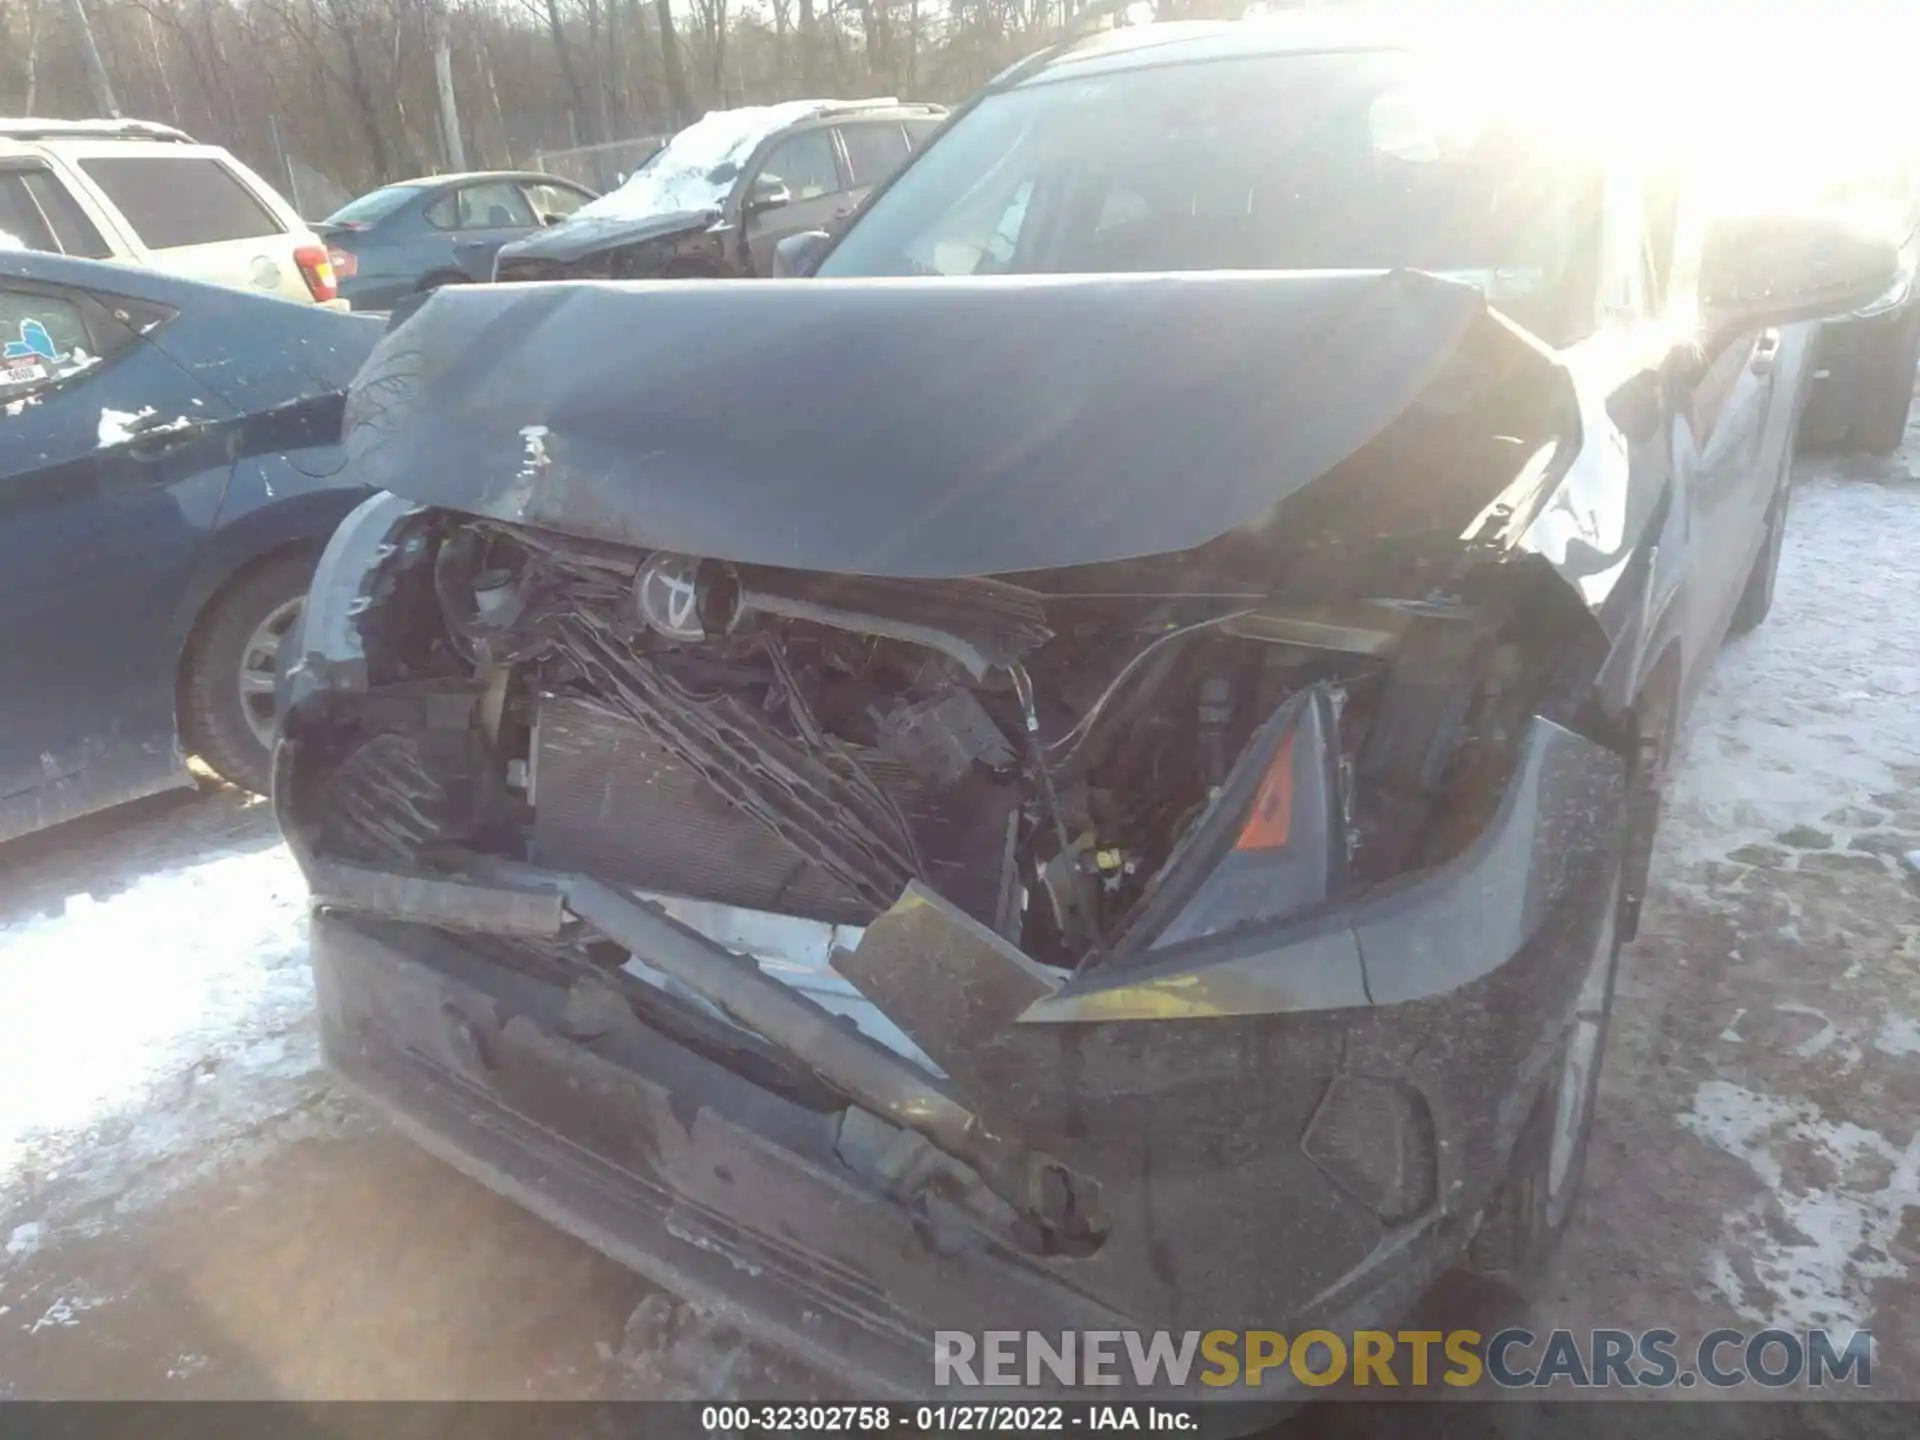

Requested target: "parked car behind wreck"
[
  {"left": 1, "top": 250, "right": 377, "bottom": 844},
  {"left": 275, "top": 19, "right": 1895, "bottom": 1405},
  {"left": 488, "top": 98, "right": 945, "bottom": 282}
]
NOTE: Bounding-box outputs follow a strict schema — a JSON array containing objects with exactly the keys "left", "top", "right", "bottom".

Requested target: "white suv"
[{"left": 0, "top": 118, "right": 343, "bottom": 306}]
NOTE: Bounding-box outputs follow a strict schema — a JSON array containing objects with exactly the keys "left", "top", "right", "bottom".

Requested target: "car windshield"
[
  {"left": 324, "top": 184, "right": 426, "bottom": 227},
  {"left": 819, "top": 50, "right": 1604, "bottom": 344},
  {"left": 574, "top": 100, "right": 853, "bottom": 223}
]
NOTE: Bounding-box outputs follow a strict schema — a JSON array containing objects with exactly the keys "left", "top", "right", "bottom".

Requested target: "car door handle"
[{"left": 1751, "top": 329, "right": 1782, "bottom": 376}]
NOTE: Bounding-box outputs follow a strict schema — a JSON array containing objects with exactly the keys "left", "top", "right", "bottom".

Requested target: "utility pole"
[
  {"left": 431, "top": 0, "right": 467, "bottom": 171},
  {"left": 64, "top": 0, "right": 121, "bottom": 119}
]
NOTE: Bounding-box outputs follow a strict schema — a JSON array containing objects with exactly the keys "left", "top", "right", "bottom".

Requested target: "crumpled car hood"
[
  {"left": 343, "top": 269, "right": 1504, "bottom": 578},
  {"left": 493, "top": 208, "right": 716, "bottom": 267}
]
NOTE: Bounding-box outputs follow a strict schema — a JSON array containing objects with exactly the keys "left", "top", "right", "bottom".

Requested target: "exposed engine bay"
[{"left": 290, "top": 488, "right": 1605, "bottom": 975}]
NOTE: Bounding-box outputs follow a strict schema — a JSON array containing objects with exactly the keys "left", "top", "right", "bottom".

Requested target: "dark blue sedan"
[
  {"left": 315, "top": 171, "right": 597, "bottom": 311},
  {"left": 0, "top": 250, "right": 380, "bottom": 843}
]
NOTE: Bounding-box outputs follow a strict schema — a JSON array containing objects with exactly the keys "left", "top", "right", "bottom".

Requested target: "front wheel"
[
  {"left": 1849, "top": 313, "right": 1920, "bottom": 456},
  {"left": 1469, "top": 869, "right": 1624, "bottom": 1280},
  {"left": 179, "top": 553, "right": 315, "bottom": 795}
]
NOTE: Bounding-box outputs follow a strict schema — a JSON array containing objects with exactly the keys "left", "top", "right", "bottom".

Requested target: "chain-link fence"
[{"left": 529, "top": 133, "right": 674, "bottom": 192}]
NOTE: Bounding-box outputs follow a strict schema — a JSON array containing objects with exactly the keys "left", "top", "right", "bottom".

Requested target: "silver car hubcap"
[
  {"left": 1547, "top": 878, "right": 1620, "bottom": 1205},
  {"left": 239, "top": 597, "right": 303, "bottom": 751}
]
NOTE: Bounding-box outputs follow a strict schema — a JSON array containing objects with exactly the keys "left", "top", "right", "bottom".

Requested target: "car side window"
[
  {"left": 1, "top": 289, "right": 102, "bottom": 400},
  {"left": 522, "top": 183, "right": 587, "bottom": 223},
  {"left": 456, "top": 182, "right": 537, "bottom": 230},
  {"left": 77, "top": 156, "right": 283, "bottom": 248},
  {"left": 0, "top": 170, "right": 60, "bottom": 252},
  {"left": 424, "top": 193, "right": 458, "bottom": 229},
  {"left": 904, "top": 118, "right": 943, "bottom": 151},
  {"left": 838, "top": 123, "right": 911, "bottom": 187},
  {"left": 757, "top": 130, "right": 843, "bottom": 202},
  {"left": 0, "top": 167, "right": 113, "bottom": 259}
]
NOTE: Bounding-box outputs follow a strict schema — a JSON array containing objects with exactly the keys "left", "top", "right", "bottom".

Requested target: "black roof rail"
[{"left": 981, "top": 0, "right": 1160, "bottom": 93}]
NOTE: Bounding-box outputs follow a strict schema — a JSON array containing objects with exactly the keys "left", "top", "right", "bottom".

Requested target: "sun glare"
[{"left": 1380, "top": 0, "right": 1918, "bottom": 226}]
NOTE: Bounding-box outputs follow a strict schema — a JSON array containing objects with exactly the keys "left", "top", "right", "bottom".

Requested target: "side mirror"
[
  {"left": 773, "top": 230, "right": 832, "bottom": 279},
  {"left": 539, "top": 212, "right": 563, "bottom": 227},
  {"left": 1699, "top": 214, "right": 1900, "bottom": 332},
  {"left": 746, "top": 176, "right": 792, "bottom": 216}
]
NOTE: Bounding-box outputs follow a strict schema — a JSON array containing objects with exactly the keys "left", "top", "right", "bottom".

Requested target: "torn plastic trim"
[
  {"left": 1018, "top": 714, "right": 1627, "bottom": 1022},
  {"left": 306, "top": 857, "right": 568, "bottom": 936},
  {"left": 300, "top": 849, "right": 1103, "bottom": 1253},
  {"left": 1464, "top": 351, "right": 1665, "bottom": 628},
  {"left": 568, "top": 878, "right": 1105, "bottom": 1255},
  {"left": 281, "top": 489, "right": 424, "bottom": 706}
]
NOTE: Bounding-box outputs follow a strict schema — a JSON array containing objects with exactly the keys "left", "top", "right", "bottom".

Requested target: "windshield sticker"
[
  {"left": 3, "top": 357, "right": 49, "bottom": 386},
  {"left": 5, "top": 318, "right": 70, "bottom": 369}
]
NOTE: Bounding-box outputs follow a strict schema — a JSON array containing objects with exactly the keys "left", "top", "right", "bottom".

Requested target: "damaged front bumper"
[{"left": 281, "top": 711, "right": 1624, "bottom": 1399}]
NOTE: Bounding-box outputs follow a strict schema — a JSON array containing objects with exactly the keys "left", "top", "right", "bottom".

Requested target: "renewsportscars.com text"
[{"left": 933, "top": 1328, "right": 1873, "bottom": 1390}]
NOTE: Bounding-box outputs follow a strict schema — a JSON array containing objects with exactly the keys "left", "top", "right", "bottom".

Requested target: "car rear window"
[
  {"left": 78, "top": 155, "right": 285, "bottom": 249},
  {"left": 325, "top": 184, "right": 426, "bottom": 227},
  {"left": 1, "top": 290, "right": 98, "bottom": 397}
]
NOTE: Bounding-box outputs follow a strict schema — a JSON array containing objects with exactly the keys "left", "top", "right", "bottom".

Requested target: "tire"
[
  {"left": 1729, "top": 476, "right": 1788, "bottom": 636},
  {"left": 1470, "top": 867, "right": 1624, "bottom": 1281},
  {"left": 179, "top": 552, "right": 315, "bottom": 795},
  {"left": 1848, "top": 315, "right": 1920, "bottom": 456}
]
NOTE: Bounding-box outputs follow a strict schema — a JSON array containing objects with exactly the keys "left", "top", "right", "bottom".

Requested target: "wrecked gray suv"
[{"left": 276, "top": 20, "right": 1894, "bottom": 1402}]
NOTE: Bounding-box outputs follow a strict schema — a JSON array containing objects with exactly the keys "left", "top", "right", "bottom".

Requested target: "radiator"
[{"left": 529, "top": 694, "right": 1015, "bottom": 927}]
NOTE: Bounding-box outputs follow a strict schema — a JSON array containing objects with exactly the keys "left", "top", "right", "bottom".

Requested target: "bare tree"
[
  {"left": 656, "top": 0, "right": 692, "bottom": 123},
  {"left": 543, "top": 0, "right": 597, "bottom": 141},
  {"left": 65, "top": 0, "right": 123, "bottom": 115},
  {"left": 21, "top": 0, "right": 44, "bottom": 112},
  {"left": 429, "top": 0, "right": 464, "bottom": 169},
  {"left": 0, "top": 0, "right": 1091, "bottom": 201}
]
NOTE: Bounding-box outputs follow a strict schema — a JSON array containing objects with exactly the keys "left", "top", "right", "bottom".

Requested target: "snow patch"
[
  {"left": 1874, "top": 1014, "right": 1920, "bottom": 1057},
  {"left": 25, "top": 1288, "right": 108, "bottom": 1335},
  {"left": 1681, "top": 1079, "right": 1917, "bottom": 1329},
  {"left": 167, "top": 1352, "right": 210, "bottom": 1380},
  {"left": 575, "top": 100, "right": 884, "bottom": 223},
  {"left": 5, "top": 1222, "right": 40, "bottom": 1258},
  {"left": 0, "top": 844, "right": 321, "bottom": 1228},
  {"left": 96, "top": 405, "right": 156, "bottom": 448}
]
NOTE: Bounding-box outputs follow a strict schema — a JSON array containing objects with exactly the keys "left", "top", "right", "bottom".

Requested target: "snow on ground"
[
  {"left": 1660, "top": 472, "right": 1920, "bottom": 869},
  {"left": 1680, "top": 1079, "right": 1919, "bottom": 1331},
  {"left": 0, "top": 806, "right": 322, "bottom": 1250},
  {"left": 1571, "top": 441, "right": 1920, "bottom": 1367}
]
